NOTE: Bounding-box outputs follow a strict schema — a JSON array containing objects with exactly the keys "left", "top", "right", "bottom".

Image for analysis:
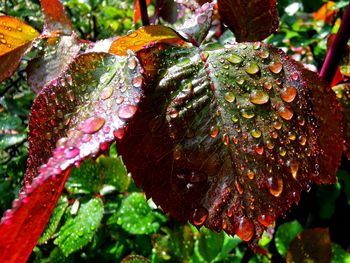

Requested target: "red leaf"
[
  {"left": 217, "top": 0, "right": 279, "bottom": 42},
  {"left": 0, "top": 52, "right": 144, "bottom": 262},
  {"left": 40, "top": 0, "right": 73, "bottom": 35},
  {"left": 118, "top": 42, "right": 342, "bottom": 245},
  {"left": 286, "top": 228, "right": 331, "bottom": 263}
]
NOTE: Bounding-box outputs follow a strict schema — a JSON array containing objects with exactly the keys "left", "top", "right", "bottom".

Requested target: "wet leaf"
[
  {"left": 0, "top": 51, "right": 144, "bottom": 262},
  {"left": 40, "top": 0, "right": 73, "bottom": 35},
  {"left": 275, "top": 220, "right": 303, "bottom": 257},
  {"left": 286, "top": 228, "right": 331, "bottom": 263},
  {"left": 27, "top": 34, "right": 82, "bottom": 94},
  {"left": 217, "top": 0, "right": 279, "bottom": 42},
  {"left": 54, "top": 197, "right": 104, "bottom": 256},
  {"left": 115, "top": 193, "right": 166, "bottom": 235},
  {"left": 198, "top": 228, "right": 224, "bottom": 262},
  {"left": 109, "top": 25, "right": 184, "bottom": 56},
  {"left": 0, "top": 16, "right": 39, "bottom": 82},
  {"left": 118, "top": 42, "right": 342, "bottom": 246},
  {"left": 38, "top": 197, "right": 68, "bottom": 244}
]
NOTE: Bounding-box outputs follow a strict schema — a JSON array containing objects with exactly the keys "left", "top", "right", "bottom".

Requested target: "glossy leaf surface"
[
  {"left": 0, "top": 52, "right": 144, "bottom": 262},
  {"left": 0, "top": 16, "right": 39, "bottom": 82},
  {"left": 118, "top": 42, "right": 342, "bottom": 245},
  {"left": 217, "top": 0, "right": 279, "bottom": 42},
  {"left": 109, "top": 25, "right": 184, "bottom": 56}
]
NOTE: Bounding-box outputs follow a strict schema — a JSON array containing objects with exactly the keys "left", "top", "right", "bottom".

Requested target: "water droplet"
[
  {"left": 253, "top": 42, "right": 261, "bottom": 50},
  {"left": 113, "top": 128, "right": 125, "bottom": 139},
  {"left": 249, "top": 90, "right": 269, "bottom": 104},
  {"left": 210, "top": 126, "right": 220, "bottom": 138},
  {"left": 231, "top": 115, "right": 239, "bottom": 123},
  {"left": 290, "top": 160, "right": 299, "bottom": 179},
  {"left": 298, "top": 135, "right": 307, "bottom": 146},
  {"left": 258, "top": 50, "right": 269, "bottom": 59},
  {"left": 192, "top": 207, "right": 208, "bottom": 226},
  {"left": 118, "top": 104, "right": 137, "bottom": 119},
  {"left": 251, "top": 129, "right": 262, "bottom": 138},
  {"left": 269, "top": 61, "right": 283, "bottom": 74},
  {"left": 279, "top": 147, "right": 286, "bottom": 156},
  {"left": 264, "top": 81, "right": 272, "bottom": 90},
  {"left": 297, "top": 116, "right": 305, "bottom": 126},
  {"left": 81, "top": 134, "right": 92, "bottom": 142},
  {"left": 288, "top": 131, "right": 296, "bottom": 140},
  {"left": 0, "top": 38, "right": 6, "bottom": 44},
  {"left": 236, "top": 77, "right": 245, "bottom": 85},
  {"left": 235, "top": 180, "right": 243, "bottom": 194},
  {"left": 128, "top": 58, "right": 137, "bottom": 70},
  {"left": 247, "top": 170, "right": 255, "bottom": 180},
  {"left": 234, "top": 216, "right": 254, "bottom": 241},
  {"left": 116, "top": 96, "right": 124, "bottom": 104},
  {"left": 291, "top": 72, "right": 299, "bottom": 80},
  {"left": 255, "top": 145, "right": 264, "bottom": 155},
  {"left": 281, "top": 86, "right": 297, "bottom": 103},
  {"left": 64, "top": 147, "right": 80, "bottom": 159},
  {"left": 224, "top": 92, "right": 235, "bottom": 103},
  {"left": 0, "top": 33, "right": 4, "bottom": 38},
  {"left": 67, "top": 90, "right": 75, "bottom": 102},
  {"left": 101, "top": 86, "right": 113, "bottom": 100},
  {"left": 278, "top": 106, "right": 293, "bottom": 120},
  {"left": 273, "top": 121, "right": 282, "bottom": 130},
  {"left": 241, "top": 109, "right": 255, "bottom": 119},
  {"left": 258, "top": 214, "right": 274, "bottom": 227},
  {"left": 268, "top": 176, "right": 283, "bottom": 197},
  {"left": 245, "top": 62, "right": 260, "bottom": 75},
  {"left": 128, "top": 31, "right": 138, "bottom": 38},
  {"left": 133, "top": 75, "right": 143, "bottom": 87},
  {"left": 227, "top": 54, "right": 243, "bottom": 64},
  {"left": 80, "top": 116, "right": 105, "bottom": 134}
]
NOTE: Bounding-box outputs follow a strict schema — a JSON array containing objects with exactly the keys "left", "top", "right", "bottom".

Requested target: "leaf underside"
[
  {"left": 117, "top": 42, "right": 342, "bottom": 245},
  {"left": 0, "top": 51, "right": 144, "bottom": 262},
  {"left": 217, "top": 0, "right": 279, "bottom": 42}
]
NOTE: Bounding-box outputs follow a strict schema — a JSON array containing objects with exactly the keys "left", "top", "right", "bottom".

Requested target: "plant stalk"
[
  {"left": 320, "top": 2, "right": 350, "bottom": 84},
  {"left": 139, "top": 0, "right": 150, "bottom": 26}
]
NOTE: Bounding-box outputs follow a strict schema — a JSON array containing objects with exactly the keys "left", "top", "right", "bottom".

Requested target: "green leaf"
[
  {"left": 275, "top": 220, "right": 303, "bottom": 256},
  {"left": 197, "top": 228, "right": 224, "bottom": 262},
  {"left": 316, "top": 182, "right": 341, "bottom": 219},
  {"left": 332, "top": 243, "right": 350, "bottom": 263},
  {"left": 214, "top": 234, "right": 242, "bottom": 262},
  {"left": 38, "top": 197, "right": 68, "bottom": 244},
  {"left": 115, "top": 193, "right": 166, "bottom": 235},
  {"left": 0, "top": 113, "right": 26, "bottom": 150},
  {"left": 54, "top": 197, "right": 104, "bottom": 257}
]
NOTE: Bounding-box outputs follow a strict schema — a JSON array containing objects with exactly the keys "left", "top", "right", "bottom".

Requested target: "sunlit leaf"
[
  {"left": 217, "top": 0, "right": 279, "bottom": 42},
  {"left": 275, "top": 220, "right": 303, "bottom": 257},
  {"left": 118, "top": 42, "right": 342, "bottom": 246},
  {"left": 0, "top": 16, "right": 39, "bottom": 82},
  {"left": 109, "top": 25, "right": 184, "bottom": 56},
  {"left": 54, "top": 197, "right": 104, "bottom": 256},
  {"left": 286, "top": 228, "right": 331, "bottom": 263},
  {"left": 0, "top": 51, "right": 144, "bottom": 262},
  {"left": 40, "top": 0, "right": 73, "bottom": 35},
  {"left": 313, "top": 1, "right": 337, "bottom": 24}
]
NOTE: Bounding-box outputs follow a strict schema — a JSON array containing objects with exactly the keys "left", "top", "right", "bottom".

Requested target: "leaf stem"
[
  {"left": 320, "top": 3, "right": 350, "bottom": 84},
  {"left": 139, "top": 0, "right": 150, "bottom": 26}
]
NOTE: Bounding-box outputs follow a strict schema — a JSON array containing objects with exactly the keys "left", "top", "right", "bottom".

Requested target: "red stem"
[
  {"left": 320, "top": 3, "right": 350, "bottom": 84},
  {"left": 139, "top": 0, "right": 150, "bottom": 26}
]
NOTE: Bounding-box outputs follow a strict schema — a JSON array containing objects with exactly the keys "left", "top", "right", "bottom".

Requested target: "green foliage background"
[{"left": 1, "top": 0, "right": 350, "bottom": 262}]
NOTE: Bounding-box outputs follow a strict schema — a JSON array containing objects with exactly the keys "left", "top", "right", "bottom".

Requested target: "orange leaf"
[
  {"left": 40, "top": 0, "right": 73, "bottom": 34},
  {"left": 134, "top": 0, "right": 152, "bottom": 24},
  {"left": 109, "top": 25, "right": 184, "bottom": 56},
  {"left": 313, "top": 1, "right": 337, "bottom": 24},
  {"left": 0, "top": 16, "right": 39, "bottom": 56}
]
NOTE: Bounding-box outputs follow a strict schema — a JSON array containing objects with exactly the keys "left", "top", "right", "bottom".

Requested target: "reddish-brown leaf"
[
  {"left": 286, "top": 228, "right": 331, "bottom": 263},
  {"left": 0, "top": 52, "right": 144, "bottom": 262},
  {"left": 217, "top": 0, "right": 279, "bottom": 42},
  {"left": 0, "top": 16, "right": 39, "bottom": 82},
  {"left": 118, "top": 42, "right": 342, "bottom": 245},
  {"left": 40, "top": 0, "right": 73, "bottom": 35}
]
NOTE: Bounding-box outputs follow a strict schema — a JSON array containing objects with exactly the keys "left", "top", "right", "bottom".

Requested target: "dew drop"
[
  {"left": 101, "top": 86, "right": 114, "bottom": 100},
  {"left": 273, "top": 121, "right": 282, "bottom": 130},
  {"left": 264, "top": 81, "right": 272, "bottom": 90},
  {"left": 210, "top": 126, "right": 220, "bottom": 138},
  {"left": 81, "top": 134, "right": 92, "bottom": 143},
  {"left": 268, "top": 176, "right": 283, "bottom": 197},
  {"left": 236, "top": 77, "right": 245, "bottom": 85},
  {"left": 227, "top": 54, "right": 243, "bottom": 64},
  {"left": 247, "top": 170, "right": 255, "bottom": 180},
  {"left": 291, "top": 72, "right": 299, "bottom": 80},
  {"left": 253, "top": 42, "right": 261, "bottom": 50},
  {"left": 67, "top": 90, "right": 75, "bottom": 102},
  {"left": 297, "top": 116, "right": 305, "bottom": 126},
  {"left": 224, "top": 91, "right": 235, "bottom": 103},
  {"left": 281, "top": 86, "right": 297, "bottom": 103},
  {"left": 192, "top": 207, "right": 208, "bottom": 226},
  {"left": 231, "top": 115, "right": 239, "bottom": 123},
  {"left": 258, "top": 214, "right": 274, "bottom": 227},
  {"left": 255, "top": 145, "right": 264, "bottom": 155},
  {"left": 278, "top": 106, "right": 293, "bottom": 120},
  {"left": 269, "top": 61, "right": 283, "bottom": 74},
  {"left": 298, "top": 135, "right": 307, "bottom": 146},
  {"left": 116, "top": 96, "right": 124, "bottom": 104},
  {"left": 118, "top": 104, "right": 137, "bottom": 119},
  {"left": 234, "top": 216, "right": 254, "bottom": 242},
  {"left": 258, "top": 50, "right": 269, "bottom": 59},
  {"left": 128, "top": 58, "right": 137, "bottom": 70},
  {"left": 235, "top": 180, "right": 244, "bottom": 194},
  {"left": 64, "top": 147, "right": 80, "bottom": 159},
  {"left": 0, "top": 38, "right": 6, "bottom": 44},
  {"left": 251, "top": 129, "right": 262, "bottom": 138},
  {"left": 290, "top": 160, "right": 299, "bottom": 179},
  {"left": 133, "top": 75, "right": 143, "bottom": 87},
  {"left": 245, "top": 62, "right": 260, "bottom": 75},
  {"left": 249, "top": 90, "right": 269, "bottom": 104},
  {"left": 113, "top": 128, "right": 125, "bottom": 140},
  {"left": 241, "top": 109, "right": 255, "bottom": 119},
  {"left": 279, "top": 147, "right": 286, "bottom": 156},
  {"left": 80, "top": 116, "right": 105, "bottom": 134},
  {"left": 190, "top": 171, "right": 208, "bottom": 183},
  {"left": 288, "top": 131, "right": 296, "bottom": 140}
]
